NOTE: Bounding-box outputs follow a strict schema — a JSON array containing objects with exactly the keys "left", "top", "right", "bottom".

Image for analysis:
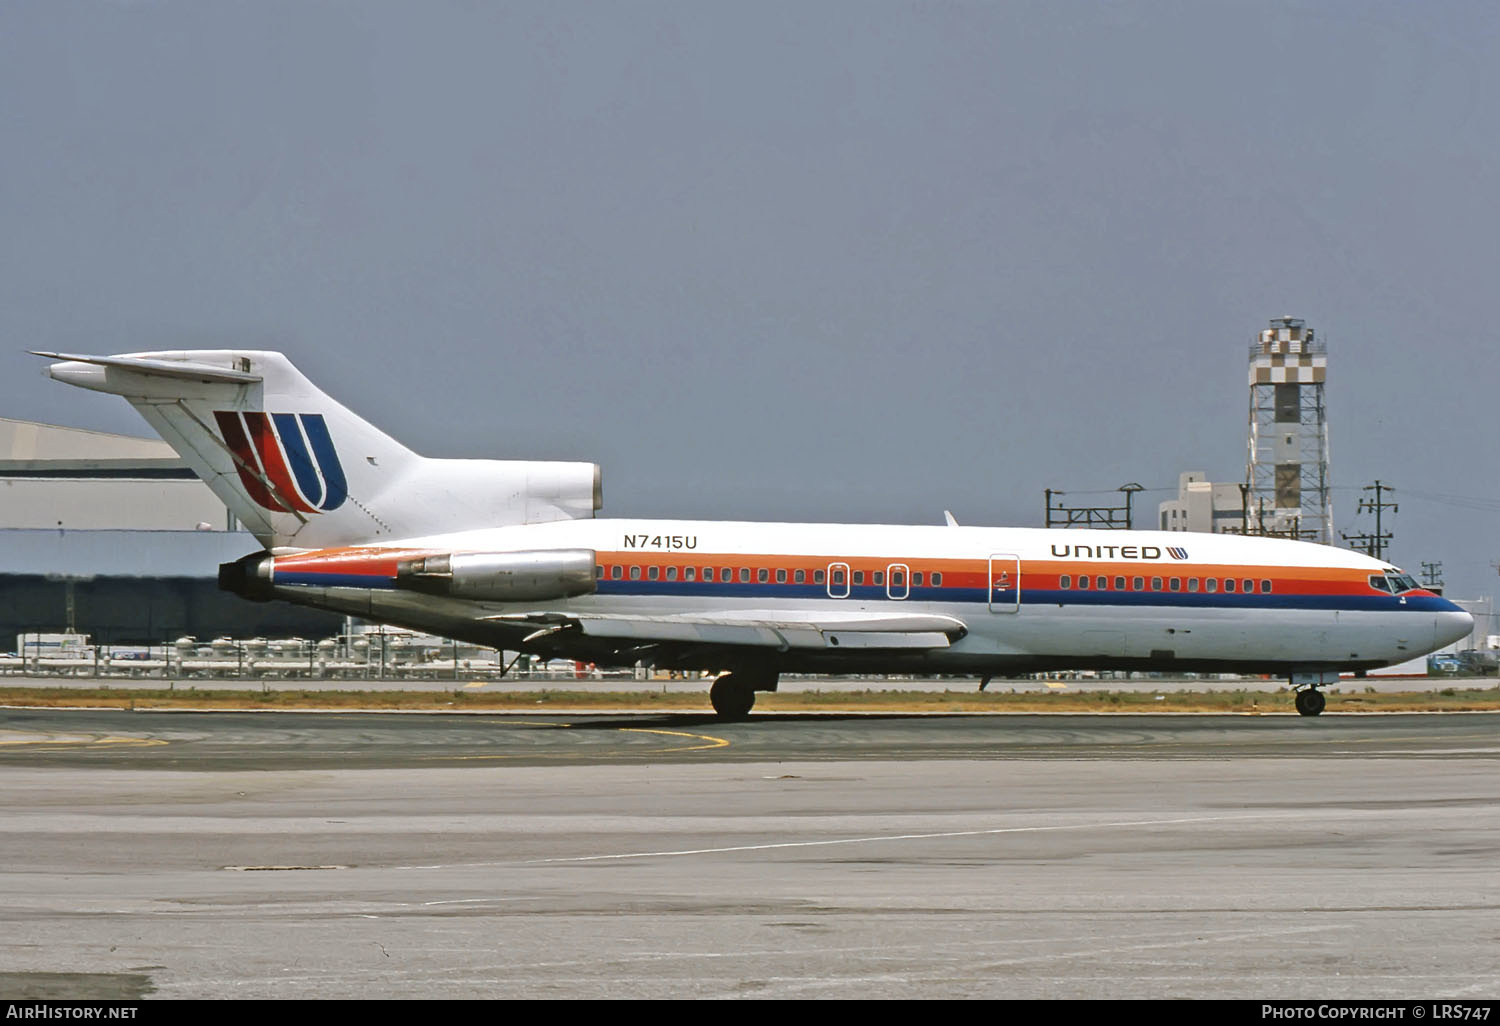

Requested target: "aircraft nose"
[{"left": 1436, "top": 607, "right": 1474, "bottom": 649}]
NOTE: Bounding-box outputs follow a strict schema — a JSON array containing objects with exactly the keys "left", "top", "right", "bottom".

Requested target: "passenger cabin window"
[
  {"left": 815, "top": 569, "right": 826, "bottom": 584},
  {"left": 873, "top": 571, "right": 885, "bottom": 586},
  {"left": 1096, "top": 576, "right": 1107, "bottom": 590},
  {"left": 648, "top": 566, "right": 659, "bottom": 581},
  {"left": 1205, "top": 578, "right": 1217, "bottom": 593},
  {"left": 1151, "top": 577, "right": 1162, "bottom": 591},
  {"left": 912, "top": 572, "right": 923, "bottom": 586},
  {"left": 1224, "top": 578, "right": 1235, "bottom": 593},
  {"left": 739, "top": 568, "right": 750, "bottom": 583},
  {"left": 853, "top": 571, "right": 865, "bottom": 585},
  {"left": 794, "top": 569, "right": 805, "bottom": 584},
  {"left": 1133, "top": 576, "right": 1144, "bottom": 591},
  {"left": 831, "top": 568, "right": 845, "bottom": 585},
  {"left": 666, "top": 567, "right": 678, "bottom": 581},
  {"left": 1261, "top": 579, "right": 1272, "bottom": 593},
  {"left": 776, "top": 569, "right": 787, "bottom": 584},
  {"left": 611, "top": 565, "right": 622, "bottom": 580},
  {"left": 629, "top": 566, "right": 641, "bottom": 580},
  {"left": 931, "top": 572, "right": 942, "bottom": 586},
  {"left": 702, "top": 567, "right": 714, "bottom": 582},
  {"left": 1060, "top": 575, "right": 1072, "bottom": 590},
  {"left": 595, "top": 565, "right": 604, "bottom": 579},
  {"left": 891, "top": 570, "right": 905, "bottom": 587},
  {"left": 684, "top": 567, "right": 696, "bottom": 581},
  {"left": 1114, "top": 576, "right": 1126, "bottom": 590},
  {"left": 1187, "top": 578, "right": 1199, "bottom": 592},
  {"left": 722, "top": 567, "right": 732, "bottom": 582},
  {"left": 1077, "top": 575, "right": 1090, "bottom": 590},
  {"left": 1169, "top": 578, "right": 1181, "bottom": 592},
  {"left": 758, "top": 568, "right": 769, "bottom": 583},
  {"left": 1242, "top": 579, "right": 1253, "bottom": 593}
]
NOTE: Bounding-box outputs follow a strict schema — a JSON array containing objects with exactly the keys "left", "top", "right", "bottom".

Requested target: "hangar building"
[{"left": 0, "top": 418, "right": 341, "bottom": 647}]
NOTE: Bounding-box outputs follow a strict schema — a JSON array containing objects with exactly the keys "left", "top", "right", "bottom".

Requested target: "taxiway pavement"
[{"left": 1, "top": 709, "right": 1497, "bottom": 999}]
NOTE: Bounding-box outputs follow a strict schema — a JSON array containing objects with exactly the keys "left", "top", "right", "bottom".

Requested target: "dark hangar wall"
[{"left": 1, "top": 575, "right": 344, "bottom": 648}]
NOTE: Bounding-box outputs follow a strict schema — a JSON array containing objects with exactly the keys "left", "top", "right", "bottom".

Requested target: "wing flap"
[{"left": 489, "top": 609, "right": 967, "bottom": 651}]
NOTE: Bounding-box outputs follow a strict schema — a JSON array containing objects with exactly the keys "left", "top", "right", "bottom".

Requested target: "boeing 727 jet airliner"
[{"left": 37, "top": 350, "right": 1472, "bottom": 718}]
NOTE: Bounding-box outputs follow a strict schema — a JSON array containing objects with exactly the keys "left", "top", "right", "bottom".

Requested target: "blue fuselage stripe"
[{"left": 273, "top": 573, "right": 1459, "bottom": 616}]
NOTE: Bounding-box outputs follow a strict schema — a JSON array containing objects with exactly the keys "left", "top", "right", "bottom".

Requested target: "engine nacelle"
[
  {"left": 395, "top": 549, "right": 597, "bottom": 603},
  {"left": 219, "top": 552, "right": 275, "bottom": 601}
]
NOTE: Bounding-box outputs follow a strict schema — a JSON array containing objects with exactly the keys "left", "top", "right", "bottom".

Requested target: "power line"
[
  {"left": 1341, "top": 480, "right": 1397, "bottom": 560},
  {"left": 1400, "top": 489, "right": 1500, "bottom": 514}
]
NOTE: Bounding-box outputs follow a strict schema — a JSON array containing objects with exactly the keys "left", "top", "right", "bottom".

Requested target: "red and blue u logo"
[{"left": 214, "top": 411, "right": 348, "bottom": 514}]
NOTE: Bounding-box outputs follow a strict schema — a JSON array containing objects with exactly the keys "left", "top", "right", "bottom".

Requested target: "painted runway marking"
[
  {"left": 618, "top": 727, "right": 731, "bottom": 752},
  {"left": 528, "top": 812, "right": 1279, "bottom": 863},
  {"left": 438, "top": 722, "right": 728, "bottom": 761},
  {"left": 0, "top": 733, "right": 167, "bottom": 749}
]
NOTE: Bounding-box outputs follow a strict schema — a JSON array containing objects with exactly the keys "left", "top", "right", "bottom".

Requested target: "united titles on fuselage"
[{"left": 1049, "top": 544, "right": 1174, "bottom": 560}]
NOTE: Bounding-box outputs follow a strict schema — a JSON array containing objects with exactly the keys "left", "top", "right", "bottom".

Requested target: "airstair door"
[{"left": 988, "top": 554, "right": 1020, "bottom": 613}]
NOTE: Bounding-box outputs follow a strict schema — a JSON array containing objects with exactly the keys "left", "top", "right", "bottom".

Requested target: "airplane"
[{"left": 35, "top": 349, "right": 1473, "bottom": 719}]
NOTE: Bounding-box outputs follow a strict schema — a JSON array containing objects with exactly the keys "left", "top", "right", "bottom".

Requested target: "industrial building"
[
  {"left": 0, "top": 417, "right": 340, "bottom": 647},
  {"left": 1158, "top": 471, "right": 1244, "bottom": 534}
]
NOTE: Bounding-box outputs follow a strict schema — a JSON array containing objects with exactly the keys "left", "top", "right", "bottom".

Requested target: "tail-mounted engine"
[{"left": 395, "top": 549, "right": 597, "bottom": 603}]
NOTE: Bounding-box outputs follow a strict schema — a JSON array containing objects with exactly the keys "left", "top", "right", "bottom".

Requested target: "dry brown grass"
[{"left": 3, "top": 684, "right": 1499, "bottom": 714}]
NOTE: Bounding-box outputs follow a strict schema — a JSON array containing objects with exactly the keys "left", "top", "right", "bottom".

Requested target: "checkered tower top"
[{"left": 1249, "top": 317, "right": 1326, "bottom": 384}]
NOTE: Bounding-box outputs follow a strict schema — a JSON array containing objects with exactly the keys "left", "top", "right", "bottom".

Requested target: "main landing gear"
[
  {"left": 1293, "top": 688, "right": 1327, "bottom": 717},
  {"left": 709, "top": 670, "right": 779, "bottom": 720}
]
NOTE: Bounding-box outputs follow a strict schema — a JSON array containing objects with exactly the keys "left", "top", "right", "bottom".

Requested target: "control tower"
[{"left": 1246, "top": 316, "right": 1332, "bottom": 543}]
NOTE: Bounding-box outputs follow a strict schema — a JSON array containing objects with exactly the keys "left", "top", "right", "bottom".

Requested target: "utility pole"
[
  {"left": 1226, "top": 494, "right": 1316, "bottom": 540},
  {"left": 1045, "top": 484, "right": 1145, "bottom": 530},
  {"left": 1420, "top": 561, "right": 1444, "bottom": 590},
  {"left": 1119, "top": 483, "right": 1143, "bottom": 529},
  {"left": 1341, "top": 479, "right": 1397, "bottom": 560}
]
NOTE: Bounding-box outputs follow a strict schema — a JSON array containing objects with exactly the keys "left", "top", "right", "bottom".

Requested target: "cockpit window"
[{"left": 1372, "top": 573, "right": 1421, "bottom": 594}]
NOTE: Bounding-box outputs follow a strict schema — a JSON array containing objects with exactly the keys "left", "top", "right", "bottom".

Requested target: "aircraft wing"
[{"left": 489, "top": 608, "right": 968, "bottom": 651}]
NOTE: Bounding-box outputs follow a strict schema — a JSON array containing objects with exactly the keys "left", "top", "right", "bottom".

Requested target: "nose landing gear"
[{"left": 1289, "top": 671, "right": 1338, "bottom": 717}]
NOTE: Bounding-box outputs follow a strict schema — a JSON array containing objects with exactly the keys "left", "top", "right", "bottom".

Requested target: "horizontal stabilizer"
[{"left": 32, "top": 351, "right": 263, "bottom": 386}]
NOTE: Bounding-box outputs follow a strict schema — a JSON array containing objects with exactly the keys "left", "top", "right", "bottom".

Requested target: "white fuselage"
[{"left": 264, "top": 518, "right": 1473, "bottom": 676}]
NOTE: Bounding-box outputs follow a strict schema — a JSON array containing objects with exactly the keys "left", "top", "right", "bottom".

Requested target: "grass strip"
[{"left": 3, "top": 685, "right": 1499, "bottom": 714}]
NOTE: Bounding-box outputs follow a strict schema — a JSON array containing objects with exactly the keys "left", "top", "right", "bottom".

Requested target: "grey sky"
[{"left": 2, "top": 1, "right": 1496, "bottom": 597}]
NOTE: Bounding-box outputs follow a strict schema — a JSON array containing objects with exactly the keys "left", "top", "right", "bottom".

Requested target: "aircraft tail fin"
[{"left": 38, "top": 350, "right": 600, "bottom": 551}]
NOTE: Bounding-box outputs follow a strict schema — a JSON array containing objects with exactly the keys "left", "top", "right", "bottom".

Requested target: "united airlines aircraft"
[{"left": 37, "top": 350, "right": 1472, "bottom": 718}]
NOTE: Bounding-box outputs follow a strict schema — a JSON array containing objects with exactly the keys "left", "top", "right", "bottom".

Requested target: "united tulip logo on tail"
[{"left": 214, "top": 411, "right": 348, "bottom": 514}]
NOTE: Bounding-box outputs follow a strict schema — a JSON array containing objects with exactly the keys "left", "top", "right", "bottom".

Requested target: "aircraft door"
[
  {"left": 886, "top": 563, "right": 910, "bottom": 600},
  {"left": 827, "top": 562, "right": 850, "bottom": 599},
  {"left": 988, "top": 554, "right": 1020, "bottom": 613}
]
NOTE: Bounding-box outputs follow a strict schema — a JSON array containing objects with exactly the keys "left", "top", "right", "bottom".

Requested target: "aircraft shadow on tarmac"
[{"left": 544, "top": 711, "right": 1040, "bottom": 730}]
